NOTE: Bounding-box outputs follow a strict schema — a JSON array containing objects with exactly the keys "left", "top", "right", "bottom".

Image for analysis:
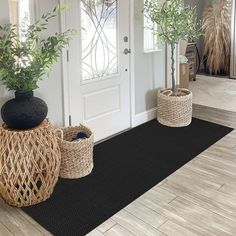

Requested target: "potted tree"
[
  {"left": 144, "top": 0, "right": 201, "bottom": 127},
  {"left": 0, "top": 5, "right": 76, "bottom": 129}
]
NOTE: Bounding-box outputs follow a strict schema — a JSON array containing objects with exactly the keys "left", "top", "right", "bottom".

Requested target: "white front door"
[{"left": 65, "top": 0, "right": 131, "bottom": 142}]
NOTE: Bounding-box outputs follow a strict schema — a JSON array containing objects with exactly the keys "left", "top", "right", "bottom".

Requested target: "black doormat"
[{"left": 22, "top": 118, "right": 233, "bottom": 236}]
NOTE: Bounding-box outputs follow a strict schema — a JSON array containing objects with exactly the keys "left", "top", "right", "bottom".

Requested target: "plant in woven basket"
[
  {"left": 144, "top": 0, "right": 201, "bottom": 127},
  {"left": 202, "top": 0, "right": 231, "bottom": 75},
  {"left": 0, "top": 5, "right": 76, "bottom": 129},
  {"left": 144, "top": 0, "right": 201, "bottom": 95}
]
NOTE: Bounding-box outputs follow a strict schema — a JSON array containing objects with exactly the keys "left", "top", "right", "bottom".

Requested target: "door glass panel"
[
  {"left": 81, "top": 0, "right": 118, "bottom": 81},
  {"left": 8, "top": 0, "right": 31, "bottom": 42},
  {"left": 9, "top": 0, "right": 30, "bottom": 27}
]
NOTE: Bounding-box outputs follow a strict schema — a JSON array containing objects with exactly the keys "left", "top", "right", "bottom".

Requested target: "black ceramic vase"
[{"left": 1, "top": 91, "right": 48, "bottom": 129}]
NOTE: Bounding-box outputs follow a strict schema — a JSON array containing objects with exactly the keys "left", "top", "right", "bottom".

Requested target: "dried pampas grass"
[{"left": 202, "top": 0, "right": 231, "bottom": 74}]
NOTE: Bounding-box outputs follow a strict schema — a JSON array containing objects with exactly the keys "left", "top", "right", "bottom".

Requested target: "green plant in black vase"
[
  {"left": 0, "top": 5, "right": 76, "bottom": 129},
  {"left": 144, "top": 0, "right": 201, "bottom": 127}
]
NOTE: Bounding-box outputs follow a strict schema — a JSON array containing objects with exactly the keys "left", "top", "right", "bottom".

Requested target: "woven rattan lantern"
[{"left": 0, "top": 120, "right": 61, "bottom": 207}]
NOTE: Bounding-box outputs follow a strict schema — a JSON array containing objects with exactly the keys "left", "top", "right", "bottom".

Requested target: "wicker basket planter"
[
  {"left": 55, "top": 124, "right": 94, "bottom": 179},
  {"left": 157, "top": 88, "right": 193, "bottom": 127},
  {"left": 0, "top": 120, "right": 61, "bottom": 207}
]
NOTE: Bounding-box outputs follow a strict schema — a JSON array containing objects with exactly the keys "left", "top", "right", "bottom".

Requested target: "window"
[
  {"left": 8, "top": 0, "right": 31, "bottom": 42},
  {"left": 9, "top": 0, "right": 30, "bottom": 26},
  {"left": 143, "top": 0, "right": 162, "bottom": 52}
]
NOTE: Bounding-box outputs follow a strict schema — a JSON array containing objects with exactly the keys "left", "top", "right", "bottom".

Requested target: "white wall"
[
  {"left": 33, "top": 0, "right": 64, "bottom": 127},
  {"left": 0, "top": 0, "right": 166, "bottom": 127},
  {"left": 0, "top": 0, "right": 12, "bottom": 119},
  {"left": 0, "top": 1, "right": 9, "bottom": 24},
  {"left": 134, "top": 0, "right": 166, "bottom": 115}
]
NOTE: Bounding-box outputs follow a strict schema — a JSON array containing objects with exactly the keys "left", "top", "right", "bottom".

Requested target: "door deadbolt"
[{"left": 124, "top": 36, "right": 129, "bottom": 42}]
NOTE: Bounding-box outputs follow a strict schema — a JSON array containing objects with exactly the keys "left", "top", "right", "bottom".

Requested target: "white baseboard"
[{"left": 132, "top": 108, "right": 157, "bottom": 127}]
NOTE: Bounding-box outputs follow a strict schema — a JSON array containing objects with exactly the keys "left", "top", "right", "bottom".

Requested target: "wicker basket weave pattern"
[
  {"left": 157, "top": 88, "right": 193, "bottom": 127},
  {"left": 0, "top": 120, "right": 61, "bottom": 207},
  {"left": 56, "top": 124, "right": 94, "bottom": 179}
]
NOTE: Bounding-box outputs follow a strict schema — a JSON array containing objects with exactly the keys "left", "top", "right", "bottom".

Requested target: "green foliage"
[
  {"left": 144, "top": 0, "right": 201, "bottom": 45},
  {"left": 144, "top": 0, "right": 201, "bottom": 94},
  {"left": 0, "top": 5, "right": 76, "bottom": 92}
]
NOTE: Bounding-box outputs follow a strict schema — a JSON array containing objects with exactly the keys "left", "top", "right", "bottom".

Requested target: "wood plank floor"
[
  {"left": 0, "top": 106, "right": 236, "bottom": 236},
  {"left": 193, "top": 104, "right": 236, "bottom": 129}
]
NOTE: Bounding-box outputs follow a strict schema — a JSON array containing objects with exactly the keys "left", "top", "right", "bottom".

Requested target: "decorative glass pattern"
[
  {"left": 81, "top": 0, "right": 118, "bottom": 80},
  {"left": 9, "top": 0, "right": 31, "bottom": 40}
]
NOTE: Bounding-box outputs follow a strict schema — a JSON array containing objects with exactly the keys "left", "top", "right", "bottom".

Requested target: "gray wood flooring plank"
[
  {"left": 193, "top": 104, "right": 236, "bottom": 128},
  {"left": 194, "top": 156, "right": 236, "bottom": 179},
  {"left": 125, "top": 200, "right": 168, "bottom": 229},
  {"left": 139, "top": 187, "right": 177, "bottom": 204},
  {"left": 86, "top": 229, "right": 105, "bottom": 236},
  {"left": 159, "top": 220, "right": 199, "bottom": 236},
  {"left": 97, "top": 219, "right": 117, "bottom": 233},
  {"left": 160, "top": 180, "right": 236, "bottom": 223},
  {"left": 112, "top": 210, "right": 166, "bottom": 236},
  {"left": 219, "top": 183, "right": 236, "bottom": 197},
  {"left": 177, "top": 164, "right": 225, "bottom": 186},
  {"left": 169, "top": 197, "right": 236, "bottom": 236},
  {"left": 203, "top": 146, "right": 236, "bottom": 164},
  {"left": 104, "top": 224, "right": 135, "bottom": 236},
  {"left": 0, "top": 221, "right": 14, "bottom": 236},
  {"left": 136, "top": 193, "right": 223, "bottom": 236},
  {"left": 0, "top": 199, "right": 43, "bottom": 236},
  {"left": 166, "top": 168, "right": 222, "bottom": 194},
  {"left": 14, "top": 209, "right": 51, "bottom": 235}
]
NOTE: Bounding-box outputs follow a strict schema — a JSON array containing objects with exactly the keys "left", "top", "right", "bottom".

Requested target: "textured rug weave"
[{"left": 22, "top": 118, "right": 233, "bottom": 236}]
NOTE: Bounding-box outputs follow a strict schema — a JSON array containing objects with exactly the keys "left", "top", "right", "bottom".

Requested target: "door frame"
[
  {"left": 230, "top": 0, "right": 236, "bottom": 79},
  {"left": 59, "top": 0, "right": 71, "bottom": 126},
  {"left": 59, "top": 0, "right": 136, "bottom": 129}
]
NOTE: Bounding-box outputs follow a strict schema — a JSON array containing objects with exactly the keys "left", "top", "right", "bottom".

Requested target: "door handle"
[{"left": 123, "top": 48, "right": 131, "bottom": 55}]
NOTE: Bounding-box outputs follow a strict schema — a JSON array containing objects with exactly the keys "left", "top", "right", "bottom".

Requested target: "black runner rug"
[{"left": 22, "top": 118, "right": 233, "bottom": 236}]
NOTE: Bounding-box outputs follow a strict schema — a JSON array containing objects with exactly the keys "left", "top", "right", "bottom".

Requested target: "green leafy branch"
[
  {"left": 0, "top": 5, "right": 77, "bottom": 92},
  {"left": 144, "top": 0, "right": 201, "bottom": 94}
]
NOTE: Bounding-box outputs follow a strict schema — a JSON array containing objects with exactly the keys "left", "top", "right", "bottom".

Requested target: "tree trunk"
[{"left": 170, "top": 43, "right": 176, "bottom": 94}]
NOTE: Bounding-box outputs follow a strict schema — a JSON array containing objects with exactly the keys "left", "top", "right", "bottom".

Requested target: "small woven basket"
[
  {"left": 157, "top": 88, "right": 192, "bottom": 127},
  {"left": 55, "top": 124, "right": 94, "bottom": 179},
  {"left": 0, "top": 120, "right": 61, "bottom": 207}
]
